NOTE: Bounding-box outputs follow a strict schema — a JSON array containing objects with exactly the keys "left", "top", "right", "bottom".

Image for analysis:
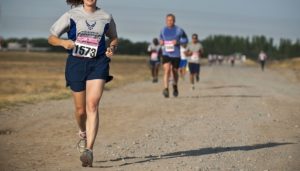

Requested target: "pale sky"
[{"left": 0, "top": 0, "right": 299, "bottom": 42}]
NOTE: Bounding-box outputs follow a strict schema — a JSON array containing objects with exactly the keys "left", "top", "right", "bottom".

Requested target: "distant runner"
[
  {"left": 258, "top": 50, "right": 267, "bottom": 71},
  {"left": 159, "top": 13, "right": 188, "bottom": 98},
  {"left": 179, "top": 39, "right": 189, "bottom": 80},
  {"left": 147, "top": 38, "right": 161, "bottom": 83},
  {"left": 218, "top": 55, "right": 224, "bottom": 65},
  {"left": 208, "top": 54, "right": 213, "bottom": 66},
  {"left": 186, "top": 34, "right": 203, "bottom": 90},
  {"left": 230, "top": 55, "right": 235, "bottom": 67}
]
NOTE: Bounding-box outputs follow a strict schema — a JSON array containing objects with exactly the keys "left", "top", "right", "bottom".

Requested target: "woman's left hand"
[{"left": 105, "top": 47, "right": 114, "bottom": 58}]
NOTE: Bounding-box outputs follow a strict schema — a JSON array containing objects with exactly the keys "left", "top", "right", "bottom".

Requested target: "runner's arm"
[
  {"left": 48, "top": 12, "right": 73, "bottom": 49},
  {"left": 199, "top": 44, "right": 204, "bottom": 57},
  {"left": 185, "top": 51, "right": 192, "bottom": 57},
  {"left": 106, "top": 17, "right": 118, "bottom": 51},
  {"left": 180, "top": 30, "right": 188, "bottom": 45},
  {"left": 147, "top": 45, "right": 154, "bottom": 55},
  {"left": 48, "top": 36, "right": 75, "bottom": 50},
  {"left": 185, "top": 44, "right": 192, "bottom": 56},
  {"left": 108, "top": 38, "right": 118, "bottom": 51},
  {"left": 105, "top": 17, "right": 118, "bottom": 57}
]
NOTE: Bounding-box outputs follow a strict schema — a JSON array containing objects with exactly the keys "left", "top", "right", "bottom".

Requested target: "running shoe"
[
  {"left": 173, "top": 85, "right": 179, "bottom": 97},
  {"left": 152, "top": 78, "right": 158, "bottom": 83},
  {"left": 80, "top": 149, "right": 93, "bottom": 167},
  {"left": 163, "top": 88, "right": 169, "bottom": 98},
  {"left": 77, "top": 131, "right": 87, "bottom": 153}
]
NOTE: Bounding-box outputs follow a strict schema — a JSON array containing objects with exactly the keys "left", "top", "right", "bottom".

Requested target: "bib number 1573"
[{"left": 73, "top": 42, "right": 97, "bottom": 58}]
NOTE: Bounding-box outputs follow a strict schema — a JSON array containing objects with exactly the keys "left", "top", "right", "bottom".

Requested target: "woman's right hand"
[
  {"left": 48, "top": 35, "right": 74, "bottom": 50},
  {"left": 61, "top": 40, "right": 75, "bottom": 50}
]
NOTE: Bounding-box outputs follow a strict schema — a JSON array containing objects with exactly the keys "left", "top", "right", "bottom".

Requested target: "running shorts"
[
  {"left": 65, "top": 55, "right": 113, "bottom": 92},
  {"left": 149, "top": 60, "right": 160, "bottom": 67},
  {"left": 188, "top": 63, "right": 200, "bottom": 74},
  {"left": 162, "top": 56, "right": 181, "bottom": 69},
  {"left": 179, "top": 59, "right": 188, "bottom": 68}
]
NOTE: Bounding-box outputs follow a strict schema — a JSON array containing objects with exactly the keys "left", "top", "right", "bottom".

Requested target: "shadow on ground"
[
  {"left": 179, "top": 95, "right": 262, "bottom": 99},
  {"left": 203, "top": 85, "right": 253, "bottom": 90},
  {"left": 94, "top": 142, "right": 293, "bottom": 168}
]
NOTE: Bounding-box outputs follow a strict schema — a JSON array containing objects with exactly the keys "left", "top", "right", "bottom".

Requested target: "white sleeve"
[
  {"left": 50, "top": 12, "right": 70, "bottom": 37},
  {"left": 147, "top": 45, "right": 152, "bottom": 52},
  {"left": 199, "top": 43, "right": 204, "bottom": 52}
]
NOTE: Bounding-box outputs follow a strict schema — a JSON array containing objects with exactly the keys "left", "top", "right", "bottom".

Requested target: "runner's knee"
[
  {"left": 75, "top": 106, "right": 86, "bottom": 116},
  {"left": 164, "top": 65, "right": 171, "bottom": 72},
  {"left": 86, "top": 102, "right": 99, "bottom": 114}
]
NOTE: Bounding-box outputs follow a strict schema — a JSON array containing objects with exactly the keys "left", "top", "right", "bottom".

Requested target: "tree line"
[
  {"left": 1, "top": 35, "right": 300, "bottom": 60},
  {"left": 202, "top": 35, "right": 300, "bottom": 60}
]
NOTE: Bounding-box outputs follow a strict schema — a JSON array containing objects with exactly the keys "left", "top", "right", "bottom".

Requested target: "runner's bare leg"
[
  {"left": 72, "top": 91, "right": 87, "bottom": 132},
  {"left": 85, "top": 79, "right": 105, "bottom": 150},
  {"left": 163, "top": 63, "right": 171, "bottom": 88}
]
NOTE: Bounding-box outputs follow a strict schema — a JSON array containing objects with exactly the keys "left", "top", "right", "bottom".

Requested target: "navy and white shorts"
[
  {"left": 65, "top": 55, "right": 113, "bottom": 92},
  {"left": 149, "top": 60, "right": 160, "bottom": 67}
]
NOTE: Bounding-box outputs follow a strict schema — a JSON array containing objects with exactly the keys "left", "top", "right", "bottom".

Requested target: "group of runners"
[
  {"left": 48, "top": 2, "right": 205, "bottom": 165},
  {"left": 48, "top": 0, "right": 268, "bottom": 167},
  {"left": 147, "top": 14, "right": 204, "bottom": 95},
  {"left": 207, "top": 54, "right": 247, "bottom": 67}
]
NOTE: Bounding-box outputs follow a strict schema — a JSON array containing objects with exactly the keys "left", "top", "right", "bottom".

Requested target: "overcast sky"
[{"left": 0, "top": 0, "right": 299, "bottom": 42}]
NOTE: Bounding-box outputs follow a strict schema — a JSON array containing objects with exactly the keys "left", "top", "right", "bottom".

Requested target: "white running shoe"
[{"left": 77, "top": 131, "right": 87, "bottom": 153}]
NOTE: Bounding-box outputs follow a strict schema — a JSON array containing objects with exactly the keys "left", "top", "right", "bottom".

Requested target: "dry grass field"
[
  {"left": 244, "top": 57, "right": 300, "bottom": 82},
  {"left": 0, "top": 51, "right": 149, "bottom": 108},
  {"left": 270, "top": 57, "right": 300, "bottom": 77},
  {"left": 1, "top": 52, "right": 299, "bottom": 109}
]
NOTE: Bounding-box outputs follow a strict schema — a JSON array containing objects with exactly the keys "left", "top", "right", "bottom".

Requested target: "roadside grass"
[{"left": 0, "top": 51, "right": 149, "bottom": 109}]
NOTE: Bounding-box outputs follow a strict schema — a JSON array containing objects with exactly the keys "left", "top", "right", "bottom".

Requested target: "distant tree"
[
  {"left": 30, "top": 38, "right": 49, "bottom": 47},
  {"left": 202, "top": 35, "right": 300, "bottom": 60},
  {"left": 112, "top": 38, "right": 148, "bottom": 55}
]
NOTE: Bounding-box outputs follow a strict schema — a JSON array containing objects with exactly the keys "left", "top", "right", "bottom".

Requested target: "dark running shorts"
[
  {"left": 188, "top": 63, "right": 200, "bottom": 74},
  {"left": 162, "top": 56, "right": 180, "bottom": 69},
  {"left": 65, "top": 55, "right": 113, "bottom": 92},
  {"left": 149, "top": 60, "right": 160, "bottom": 67}
]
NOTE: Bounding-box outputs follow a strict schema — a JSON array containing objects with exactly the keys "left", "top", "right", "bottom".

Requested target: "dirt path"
[{"left": 0, "top": 64, "right": 299, "bottom": 171}]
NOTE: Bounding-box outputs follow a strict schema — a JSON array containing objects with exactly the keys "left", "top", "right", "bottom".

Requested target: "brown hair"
[
  {"left": 192, "top": 33, "right": 198, "bottom": 39},
  {"left": 66, "top": 0, "right": 83, "bottom": 7},
  {"left": 166, "top": 13, "right": 176, "bottom": 22}
]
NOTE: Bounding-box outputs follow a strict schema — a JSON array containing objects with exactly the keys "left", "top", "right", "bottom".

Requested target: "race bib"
[
  {"left": 151, "top": 52, "right": 158, "bottom": 61},
  {"left": 73, "top": 35, "right": 99, "bottom": 58},
  {"left": 191, "top": 52, "right": 199, "bottom": 61},
  {"left": 164, "top": 41, "right": 175, "bottom": 52}
]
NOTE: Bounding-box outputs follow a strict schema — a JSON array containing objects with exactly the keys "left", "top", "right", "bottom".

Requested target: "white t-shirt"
[
  {"left": 50, "top": 6, "right": 117, "bottom": 57},
  {"left": 180, "top": 46, "right": 188, "bottom": 60},
  {"left": 187, "top": 42, "right": 203, "bottom": 63},
  {"left": 148, "top": 44, "right": 160, "bottom": 61},
  {"left": 259, "top": 52, "right": 267, "bottom": 61}
]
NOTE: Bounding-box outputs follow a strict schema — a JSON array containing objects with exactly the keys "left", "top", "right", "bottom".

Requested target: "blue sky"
[{"left": 0, "top": 0, "right": 299, "bottom": 43}]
